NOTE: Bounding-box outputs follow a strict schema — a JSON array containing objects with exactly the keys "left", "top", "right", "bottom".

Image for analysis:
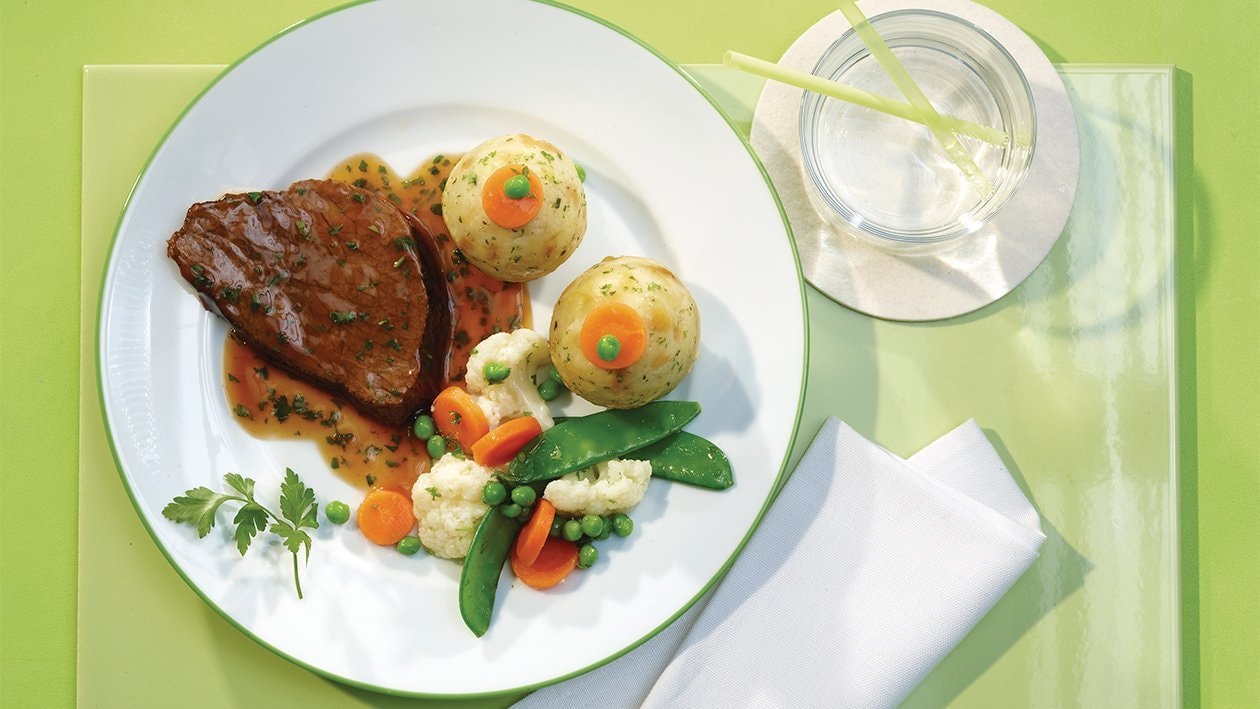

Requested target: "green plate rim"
[{"left": 94, "top": 0, "right": 811, "bottom": 699}]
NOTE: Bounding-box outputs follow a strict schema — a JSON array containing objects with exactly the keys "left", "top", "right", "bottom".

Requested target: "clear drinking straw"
[
  {"left": 722, "top": 51, "right": 1009, "bottom": 147},
  {"left": 835, "top": 0, "right": 994, "bottom": 198}
]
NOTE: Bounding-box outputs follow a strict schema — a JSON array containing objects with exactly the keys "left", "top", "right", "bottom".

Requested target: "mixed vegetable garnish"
[
  {"left": 457, "top": 399, "right": 729, "bottom": 636},
  {"left": 367, "top": 324, "right": 730, "bottom": 636}
]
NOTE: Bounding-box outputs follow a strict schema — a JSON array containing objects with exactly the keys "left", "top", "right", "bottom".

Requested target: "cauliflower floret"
[
  {"left": 465, "top": 329, "right": 554, "bottom": 430},
  {"left": 543, "top": 459, "right": 652, "bottom": 517},
  {"left": 411, "top": 454, "right": 495, "bottom": 559}
]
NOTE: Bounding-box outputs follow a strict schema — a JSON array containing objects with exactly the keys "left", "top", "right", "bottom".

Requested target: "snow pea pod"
[
  {"left": 458, "top": 509, "right": 522, "bottom": 637},
  {"left": 505, "top": 401, "right": 701, "bottom": 484},
  {"left": 634, "top": 431, "right": 734, "bottom": 490}
]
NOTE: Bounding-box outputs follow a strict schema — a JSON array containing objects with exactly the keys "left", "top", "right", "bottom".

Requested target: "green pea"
[
  {"left": 427, "top": 435, "right": 447, "bottom": 458},
  {"left": 548, "top": 365, "right": 563, "bottom": 383},
  {"left": 396, "top": 536, "right": 422, "bottom": 555},
  {"left": 412, "top": 414, "right": 435, "bottom": 440},
  {"left": 596, "top": 518, "right": 613, "bottom": 541},
  {"left": 503, "top": 174, "right": 531, "bottom": 199},
  {"left": 538, "top": 378, "right": 560, "bottom": 401},
  {"left": 550, "top": 518, "right": 564, "bottom": 537},
  {"left": 580, "top": 514, "right": 604, "bottom": 537},
  {"left": 325, "top": 500, "right": 350, "bottom": 525},
  {"left": 482, "top": 480, "right": 507, "bottom": 505},
  {"left": 596, "top": 334, "right": 621, "bottom": 362},
  {"left": 611, "top": 513, "right": 634, "bottom": 537},
  {"left": 483, "top": 362, "right": 511, "bottom": 384},
  {"left": 562, "top": 519, "right": 583, "bottom": 542},
  {"left": 575, "top": 164, "right": 587, "bottom": 183},
  {"left": 511, "top": 486, "right": 537, "bottom": 506},
  {"left": 500, "top": 503, "right": 523, "bottom": 519},
  {"left": 578, "top": 543, "right": 598, "bottom": 569}
]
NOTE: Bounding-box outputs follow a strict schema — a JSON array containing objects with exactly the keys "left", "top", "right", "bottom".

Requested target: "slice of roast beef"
[{"left": 167, "top": 178, "right": 451, "bottom": 425}]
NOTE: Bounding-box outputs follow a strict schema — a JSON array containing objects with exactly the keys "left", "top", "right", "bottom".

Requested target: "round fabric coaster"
[{"left": 751, "top": 0, "right": 1079, "bottom": 321}]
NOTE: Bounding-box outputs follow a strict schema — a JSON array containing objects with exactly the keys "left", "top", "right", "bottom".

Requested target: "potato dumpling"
[
  {"left": 550, "top": 256, "right": 700, "bottom": 408},
  {"left": 441, "top": 134, "right": 586, "bottom": 282}
]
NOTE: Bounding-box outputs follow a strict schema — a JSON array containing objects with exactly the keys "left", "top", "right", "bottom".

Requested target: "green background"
[{"left": 1, "top": 0, "right": 1256, "bottom": 706}]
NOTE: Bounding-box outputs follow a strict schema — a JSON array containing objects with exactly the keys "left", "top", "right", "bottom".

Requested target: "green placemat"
[{"left": 81, "top": 64, "right": 1178, "bottom": 706}]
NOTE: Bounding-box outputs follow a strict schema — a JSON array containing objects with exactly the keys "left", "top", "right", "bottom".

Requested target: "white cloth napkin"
[{"left": 515, "top": 417, "right": 1045, "bottom": 708}]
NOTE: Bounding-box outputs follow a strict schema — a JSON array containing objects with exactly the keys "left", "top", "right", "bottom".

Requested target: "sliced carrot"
[
  {"left": 482, "top": 164, "right": 543, "bottom": 229},
  {"left": 579, "top": 302, "right": 648, "bottom": 370},
  {"left": 357, "top": 487, "right": 415, "bottom": 546},
  {"left": 472, "top": 416, "right": 544, "bottom": 467},
  {"left": 512, "top": 499, "right": 555, "bottom": 567},
  {"left": 432, "top": 386, "right": 490, "bottom": 451},
  {"left": 510, "top": 535, "right": 579, "bottom": 590}
]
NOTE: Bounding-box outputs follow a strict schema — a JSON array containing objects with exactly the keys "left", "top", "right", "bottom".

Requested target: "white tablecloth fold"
[{"left": 516, "top": 418, "right": 1045, "bottom": 708}]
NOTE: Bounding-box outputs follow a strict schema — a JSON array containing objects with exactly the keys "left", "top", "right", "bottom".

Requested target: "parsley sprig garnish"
[{"left": 162, "top": 468, "right": 320, "bottom": 599}]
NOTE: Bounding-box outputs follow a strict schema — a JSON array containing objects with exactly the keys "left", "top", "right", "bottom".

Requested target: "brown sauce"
[{"left": 223, "top": 152, "right": 528, "bottom": 490}]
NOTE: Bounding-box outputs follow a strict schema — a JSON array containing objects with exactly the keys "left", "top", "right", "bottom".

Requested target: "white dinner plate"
[{"left": 98, "top": 0, "right": 806, "bottom": 697}]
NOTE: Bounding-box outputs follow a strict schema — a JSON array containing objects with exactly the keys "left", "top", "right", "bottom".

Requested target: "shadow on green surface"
[
  {"left": 1028, "top": 31, "right": 1067, "bottom": 66},
  {"left": 1173, "top": 66, "right": 1200, "bottom": 709},
  {"left": 900, "top": 430, "right": 1093, "bottom": 708}
]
